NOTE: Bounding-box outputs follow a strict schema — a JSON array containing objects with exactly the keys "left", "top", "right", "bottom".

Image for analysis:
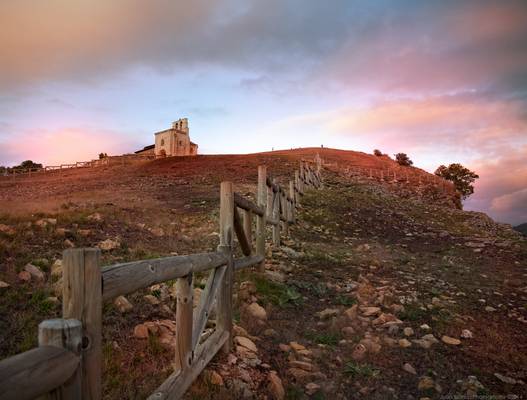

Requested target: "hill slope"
[{"left": 0, "top": 149, "right": 525, "bottom": 399}]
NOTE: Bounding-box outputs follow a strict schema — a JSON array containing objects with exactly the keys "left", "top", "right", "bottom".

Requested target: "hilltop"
[{"left": 0, "top": 148, "right": 525, "bottom": 399}]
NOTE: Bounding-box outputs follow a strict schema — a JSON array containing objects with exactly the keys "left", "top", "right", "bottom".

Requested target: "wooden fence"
[
  {"left": 1, "top": 154, "right": 157, "bottom": 180},
  {"left": 0, "top": 159, "right": 322, "bottom": 400}
]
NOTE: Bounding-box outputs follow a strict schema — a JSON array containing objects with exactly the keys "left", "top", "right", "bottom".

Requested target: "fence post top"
[{"left": 39, "top": 318, "right": 82, "bottom": 329}]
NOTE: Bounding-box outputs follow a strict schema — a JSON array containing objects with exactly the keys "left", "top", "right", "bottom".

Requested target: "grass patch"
[
  {"left": 254, "top": 276, "right": 302, "bottom": 307},
  {"left": 305, "top": 331, "right": 340, "bottom": 346},
  {"left": 336, "top": 294, "right": 356, "bottom": 306},
  {"left": 399, "top": 303, "right": 428, "bottom": 321},
  {"left": 344, "top": 361, "right": 379, "bottom": 378}
]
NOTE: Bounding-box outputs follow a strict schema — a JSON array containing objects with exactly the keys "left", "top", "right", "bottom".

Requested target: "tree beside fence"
[{"left": 0, "top": 158, "right": 322, "bottom": 400}]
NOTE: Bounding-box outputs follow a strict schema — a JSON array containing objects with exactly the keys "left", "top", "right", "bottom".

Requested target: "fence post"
[
  {"left": 62, "top": 248, "right": 102, "bottom": 400},
  {"left": 38, "top": 318, "right": 83, "bottom": 399},
  {"left": 217, "top": 181, "right": 234, "bottom": 353},
  {"left": 272, "top": 179, "right": 280, "bottom": 247},
  {"left": 174, "top": 274, "right": 193, "bottom": 372},
  {"left": 294, "top": 170, "right": 300, "bottom": 202},
  {"left": 282, "top": 190, "right": 289, "bottom": 237},
  {"left": 289, "top": 180, "right": 295, "bottom": 223},
  {"left": 256, "top": 166, "right": 267, "bottom": 272}
]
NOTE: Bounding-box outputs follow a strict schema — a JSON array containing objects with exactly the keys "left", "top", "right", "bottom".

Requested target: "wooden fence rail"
[{"left": 0, "top": 158, "right": 322, "bottom": 400}]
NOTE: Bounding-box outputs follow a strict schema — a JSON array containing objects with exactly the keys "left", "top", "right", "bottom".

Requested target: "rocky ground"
[{"left": 0, "top": 150, "right": 526, "bottom": 399}]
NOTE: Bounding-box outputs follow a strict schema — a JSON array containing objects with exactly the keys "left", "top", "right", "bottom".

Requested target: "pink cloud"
[{"left": 1, "top": 127, "right": 139, "bottom": 166}]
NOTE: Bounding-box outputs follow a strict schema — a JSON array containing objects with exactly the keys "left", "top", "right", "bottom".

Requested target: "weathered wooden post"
[
  {"left": 282, "top": 190, "right": 289, "bottom": 237},
  {"left": 38, "top": 318, "right": 83, "bottom": 399},
  {"left": 272, "top": 179, "right": 280, "bottom": 247},
  {"left": 289, "top": 180, "right": 296, "bottom": 223},
  {"left": 294, "top": 170, "right": 301, "bottom": 201},
  {"left": 380, "top": 170, "right": 384, "bottom": 181},
  {"left": 256, "top": 166, "right": 267, "bottom": 272},
  {"left": 217, "top": 181, "right": 234, "bottom": 352},
  {"left": 174, "top": 274, "right": 193, "bottom": 372},
  {"left": 62, "top": 248, "right": 102, "bottom": 400}
]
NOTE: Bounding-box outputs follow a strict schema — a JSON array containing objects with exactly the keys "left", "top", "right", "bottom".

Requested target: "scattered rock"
[
  {"left": 305, "top": 382, "right": 321, "bottom": 395},
  {"left": 360, "top": 306, "right": 381, "bottom": 317},
  {"left": 97, "top": 239, "right": 120, "bottom": 251},
  {"left": 344, "top": 304, "right": 358, "bottom": 320},
  {"left": 144, "top": 294, "right": 160, "bottom": 305},
  {"left": 245, "top": 302, "right": 267, "bottom": 321},
  {"left": 485, "top": 306, "right": 496, "bottom": 312},
  {"left": 267, "top": 372, "right": 285, "bottom": 400},
  {"left": 442, "top": 336, "right": 461, "bottom": 345},
  {"left": 133, "top": 324, "right": 149, "bottom": 339},
  {"left": 24, "top": 263, "right": 45, "bottom": 281},
  {"left": 45, "top": 296, "right": 60, "bottom": 305},
  {"left": 403, "top": 327, "right": 414, "bottom": 336},
  {"left": 0, "top": 224, "right": 15, "bottom": 235},
  {"left": 418, "top": 376, "right": 435, "bottom": 391},
  {"left": 288, "top": 367, "right": 311, "bottom": 382},
  {"left": 420, "top": 324, "right": 431, "bottom": 331},
  {"left": 461, "top": 329, "right": 473, "bottom": 339},
  {"left": 208, "top": 370, "right": 224, "bottom": 386},
  {"left": 114, "top": 296, "right": 133, "bottom": 313},
  {"left": 50, "top": 260, "right": 63, "bottom": 278},
  {"left": 494, "top": 373, "right": 519, "bottom": 385},
  {"left": 87, "top": 213, "right": 103, "bottom": 222},
  {"left": 279, "top": 343, "right": 291, "bottom": 352},
  {"left": 317, "top": 308, "right": 339, "bottom": 319},
  {"left": 399, "top": 338, "right": 412, "bottom": 348},
  {"left": 0, "top": 281, "right": 9, "bottom": 288},
  {"left": 341, "top": 326, "right": 355, "bottom": 338},
  {"left": 281, "top": 246, "right": 303, "bottom": 259},
  {"left": 149, "top": 227, "right": 165, "bottom": 237},
  {"left": 351, "top": 343, "right": 367, "bottom": 360},
  {"left": 289, "top": 342, "right": 306, "bottom": 352},
  {"left": 18, "top": 270, "right": 31, "bottom": 282},
  {"left": 234, "top": 336, "right": 258, "bottom": 353},
  {"left": 413, "top": 334, "right": 439, "bottom": 349},
  {"left": 403, "top": 363, "right": 417, "bottom": 375},
  {"left": 63, "top": 239, "right": 75, "bottom": 248}
]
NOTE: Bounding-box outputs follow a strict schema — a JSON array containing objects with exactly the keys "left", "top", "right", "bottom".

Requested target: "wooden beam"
[
  {"left": 101, "top": 252, "right": 228, "bottom": 301},
  {"left": 272, "top": 179, "right": 280, "bottom": 247},
  {"left": 147, "top": 329, "right": 228, "bottom": 400},
  {"left": 0, "top": 347, "right": 79, "bottom": 400},
  {"left": 243, "top": 209, "right": 253, "bottom": 249},
  {"left": 233, "top": 207, "right": 252, "bottom": 256},
  {"left": 233, "top": 192, "right": 264, "bottom": 216},
  {"left": 233, "top": 255, "right": 265, "bottom": 270},
  {"left": 192, "top": 265, "right": 227, "bottom": 349}
]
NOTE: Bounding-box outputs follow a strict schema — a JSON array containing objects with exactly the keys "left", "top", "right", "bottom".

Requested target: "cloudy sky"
[{"left": 0, "top": 0, "right": 526, "bottom": 224}]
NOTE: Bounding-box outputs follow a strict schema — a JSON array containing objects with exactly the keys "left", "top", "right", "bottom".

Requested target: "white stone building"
[{"left": 136, "top": 118, "right": 198, "bottom": 157}]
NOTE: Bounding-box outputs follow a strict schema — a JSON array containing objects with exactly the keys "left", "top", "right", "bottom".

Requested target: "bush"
[
  {"left": 373, "top": 149, "right": 383, "bottom": 157},
  {"left": 435, "top": 163, "right": 479, "bottom": 199},
  {"left": 395, "top": 153, "right": 413, "bottom": 166},
  {"left": 99, "top": 153, "right": 108, "bottom": 159}
]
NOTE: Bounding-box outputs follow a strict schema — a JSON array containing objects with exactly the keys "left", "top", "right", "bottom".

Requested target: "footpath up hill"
[{"left": 0, "top": 149, "right": 526, "bottom": 399}]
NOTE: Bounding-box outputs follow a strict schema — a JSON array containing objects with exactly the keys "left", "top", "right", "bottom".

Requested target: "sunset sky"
[{"left": 0, "top": 1, "right": 526, "bottom": 224}]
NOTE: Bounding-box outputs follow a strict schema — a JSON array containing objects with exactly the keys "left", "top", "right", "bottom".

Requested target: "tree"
[
  {"left": 395, "top": 153, "right": 413, "bottom": 166},
  {"left": 15, "top": 160, "right": 43, "bottom": 170},
  {"left": 373, "top": 149, "right": 383, "bottom": 156},
  {"left": 435, "top": 163, "right": 479, "bottom": 199},
  {"left": 99, "top": 152, "right": 108, "bottom": 159}
]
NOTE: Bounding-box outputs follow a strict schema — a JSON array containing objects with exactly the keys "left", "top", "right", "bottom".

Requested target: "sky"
[{"left": 0, "top": 0, "right": 526, "bottom": 225}]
